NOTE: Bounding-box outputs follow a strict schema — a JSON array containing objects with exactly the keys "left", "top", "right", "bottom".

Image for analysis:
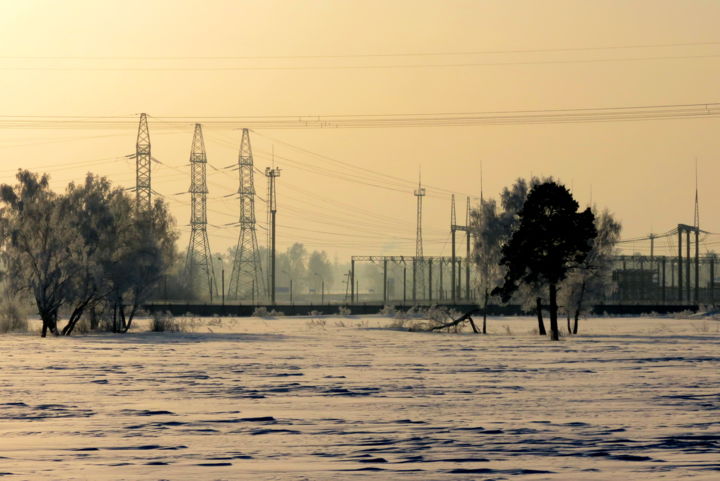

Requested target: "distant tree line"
[
  {"left": 470, "top": 178, "right": 620, "bottom": 339},
  {"left": 0, "top": 170, "right": 177, "bottom": 337}
]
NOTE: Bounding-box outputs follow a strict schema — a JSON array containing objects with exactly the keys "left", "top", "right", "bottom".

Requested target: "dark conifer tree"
[{"left": 493, "top": 182, "right": 596, "bottom": 340}]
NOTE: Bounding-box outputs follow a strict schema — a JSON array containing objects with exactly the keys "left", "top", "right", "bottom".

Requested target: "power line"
[
  {"left": 4, "top": 53, "right": 720, "bottom": 71},
  {"left": 4, "top": 40, "right": 720, "bottom": 60},
  {"left": 2, "top": 102, "right": 719, "bottom": 130}
]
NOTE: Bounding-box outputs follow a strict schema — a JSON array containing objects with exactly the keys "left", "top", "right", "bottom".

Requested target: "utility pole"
[
  {"left": 451, "top": 195, "right": 457, "bottom": 303},
  {"left": 403, "top": 266, "right": 407, "bottom": 305},
  {"left": 217, "top": 256, "right": 225, "bottom": 306},
  {"left": 465, "top": 196, "right": 471, "bottom": 300},
  {"left": 414, "top": 171, "right": 426, "bottom": 301},
  {"left": 694, "top": 163, "right": 700, "bottom": 304},
  {"left": 350, "top": 259, "right": 355, "bottom": 303},
  {"left": 184, "top": 124, "right": 217, "bottom": 300},
  {"left": 677, "top": 228, "right": 683, "bottom": 302},
  {"left": 228, "top": 129, "right": 265, "bottom": 301},
  {"left": 135, "top": 113, "right": 152, "bottom": 212},
  {"left": 265, "top": 166, "right": 281, "bottom": 305}
]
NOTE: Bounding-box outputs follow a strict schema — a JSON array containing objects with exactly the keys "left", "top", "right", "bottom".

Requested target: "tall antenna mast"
[
  {"left": 184, "top": 124, "right": 217, "bottom": 300},
  {"left": 135, "top": 113, "right": 151, "bottom": 211},
  {"left": 414, "top": 169, "right": 426, "bottom": 298},
  {"left": 228, "top": 129, "right": 266, "bottom": 300}
]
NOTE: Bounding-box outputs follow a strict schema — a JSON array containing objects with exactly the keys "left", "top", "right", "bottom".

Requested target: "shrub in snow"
[
  {"left": 253, "top": 307, "right": 284, "bottom": 318},
  {"left": 379, "top": 305, "right": 396, "bottom": 316},
  {"left": 337, "top": 306, "right": 351, "bottom": 316},
  {"left": 0, "top": 297, "right": 28, "bottom": 333},
  {"left": 150, "top": 311, "right": 182, "bottom": 332}
]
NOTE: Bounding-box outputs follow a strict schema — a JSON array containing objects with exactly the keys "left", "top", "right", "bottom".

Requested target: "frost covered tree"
[
  {"left": 103, "top": 196, "right": 177, "bottom": 333},
  {"left": 559, "top": 208, "right": 620, "bottom": 335},
  {"left": 470, "top": 176, "right": 552, "bottom": 334},
  {"left": 469, "top": 199, "right": 504, "bottom": 333},
  {"left": 307, "top": 250, "right": 334, "bottom": 293},
  {"left": 493, "top": 182, "right": 596, "bottom": 340},
  {"left": 0, "top": 171, "right": 77, "bottom": 336},
  {"left": 0, "top": 170, "right": 177, "bottom": 337}
]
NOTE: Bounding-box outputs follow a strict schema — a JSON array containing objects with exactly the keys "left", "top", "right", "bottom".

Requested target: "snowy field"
[{"left": 0, "top": 315, "right": 718, "bottom": 480}]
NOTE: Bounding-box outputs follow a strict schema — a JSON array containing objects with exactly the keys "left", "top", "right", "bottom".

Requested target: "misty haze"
[{"left": 0, "top": 1, "right": 717, "bottom": 480}]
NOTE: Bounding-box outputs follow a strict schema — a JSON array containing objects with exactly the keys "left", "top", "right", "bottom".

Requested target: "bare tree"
[
  {"left": 0, "top": 171, "right": 80, "bottom": 336},
  {"left": 0, "top": 171, "right": 177, "bottom": 336},
  {"left": 469, "top": 199, "right": 504, "bottom": 333},
  {"left": 559, "top": 208, "right": 621, "bottom": 334}
]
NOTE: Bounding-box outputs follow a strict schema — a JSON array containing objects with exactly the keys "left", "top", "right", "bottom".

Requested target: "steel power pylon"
[
  {"left": 414, "top": 173, "right": 426, "bottom": 300},
  {"left": 135, "top": 113, "right": 151, "bottom": 211},
  {"left": 184, "top": 124, "right": 218, "bottom": 300},
  {"left": 228, "top": 129, "right": 266, "bottom": 301}
]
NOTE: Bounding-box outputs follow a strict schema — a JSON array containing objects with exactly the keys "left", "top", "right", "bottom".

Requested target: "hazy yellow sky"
[{"left": 1, "top": 0, "right": 719, "bottom": 260}]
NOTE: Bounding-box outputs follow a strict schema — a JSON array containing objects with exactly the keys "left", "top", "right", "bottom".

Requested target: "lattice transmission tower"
[
  {"left": 135, "top": 112, "right": 152, "bottom": 211},
  {"left": 414, "top": 172, "right": 426, "bottom": 299},
  {"left": 228, "top": 129, "right": 266, "bottom": 300},
  {"left": 184, "top": 124, "right": 218, "bottom": 300}
]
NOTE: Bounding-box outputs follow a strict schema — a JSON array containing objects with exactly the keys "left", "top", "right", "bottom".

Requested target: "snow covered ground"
[{"left": 0, "top": 315, "right": 718, "bottom": 480}]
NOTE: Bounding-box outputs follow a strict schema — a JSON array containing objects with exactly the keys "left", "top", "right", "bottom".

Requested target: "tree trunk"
[
  {"left": 573, "top": 308, "right": 580, "bottom": 335},
  {"left": 89, "top": 306, "right": 99, "bottom": 331},
  {"left": 121, "top": 302, "right": 139, "bottom": 333},
  {"left": 62, "top": 298, "right": 92, "bottom": 336},
  {"left": 573, "top": 280, "right": 586, "bottom": 335},
  {"left": 37, "top": 299, "right": 58, "bottom": 337},
  {"left": 536, "top": 297, "right": 547, "bottom": 335},
  {"left": 61, "top": 308, "right": 81, "bottom": 336},
  {"left": 566, "top": 311, "right": 572, "bottom": 335},
  {"left": 549, "top": 283, "right": 559, "bottom": 341},
  {"left": 39, "top": 306, "right": 60, "bottom": 337},
  {"left": 429, "top": 309, "right": 480, "bottom": 332},
  {"left": 482, "top": 287, "right": 489, "bottom": 334},
  {"left": 118, "top": 304, "right": 127, "bottom": 332}
]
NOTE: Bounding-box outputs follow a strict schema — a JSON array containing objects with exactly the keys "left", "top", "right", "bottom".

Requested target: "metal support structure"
[
  {"left": 466, "top": 196, "right": 471, "bottom": 300},
  {"left": 350, "top": 256, "right": 465, "bottom": 304},
  {"left": 695, "top": 228, "right": 700, "bottom": 303},
  {"left": 350, "top": 259, "right": 355, "bottom": 303},
  {"left": 439, "top": 259, "right": 444, "bottom": 300},
  {"left": 678, "top": 229, "right": 683, "bottom": 301},
  {"left": 135, "top": 113, "right": 151, "bottom": 211},
  {"left": 228, "top": 129, "right": 265, "bottom": 300},
  {"left": 414, "top": 174, "right": 426, "bottom": 298},
  {"left": 412, "top": 258, "right": 417, "bottom": 303},
  {"left": 451, "top": 195, "right": 456, "bottom": 302},
  {"left": 265, "top": 166, "right": 281, "bottom": 305},
  {"left": 428, "top": 258, "right": 433, "bottom": 301},
  {"left": 184, "top": 124, "right": 217, "bottom": 299},
  {"left": 450, "top": 195, "right": 471, "bottom": 302},
  {"left": 661, "top": 256, "right": 666, "bottom": 303},
  {"left": 686, "top": 230, "right": 691, "bottom": 302},
  {"left": 403, "top": 266, "right": 407, "bottom": 305},
  {"left": 711, "top": 257, "right": 715, "bottom": 305},
  {"left": 383, "top": 259, "right": 388, "bottom": 303}
]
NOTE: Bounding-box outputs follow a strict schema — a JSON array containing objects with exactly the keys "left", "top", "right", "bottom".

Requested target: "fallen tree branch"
[{"left": 429, "top": 309, "right": 481, "bottom": 334}]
